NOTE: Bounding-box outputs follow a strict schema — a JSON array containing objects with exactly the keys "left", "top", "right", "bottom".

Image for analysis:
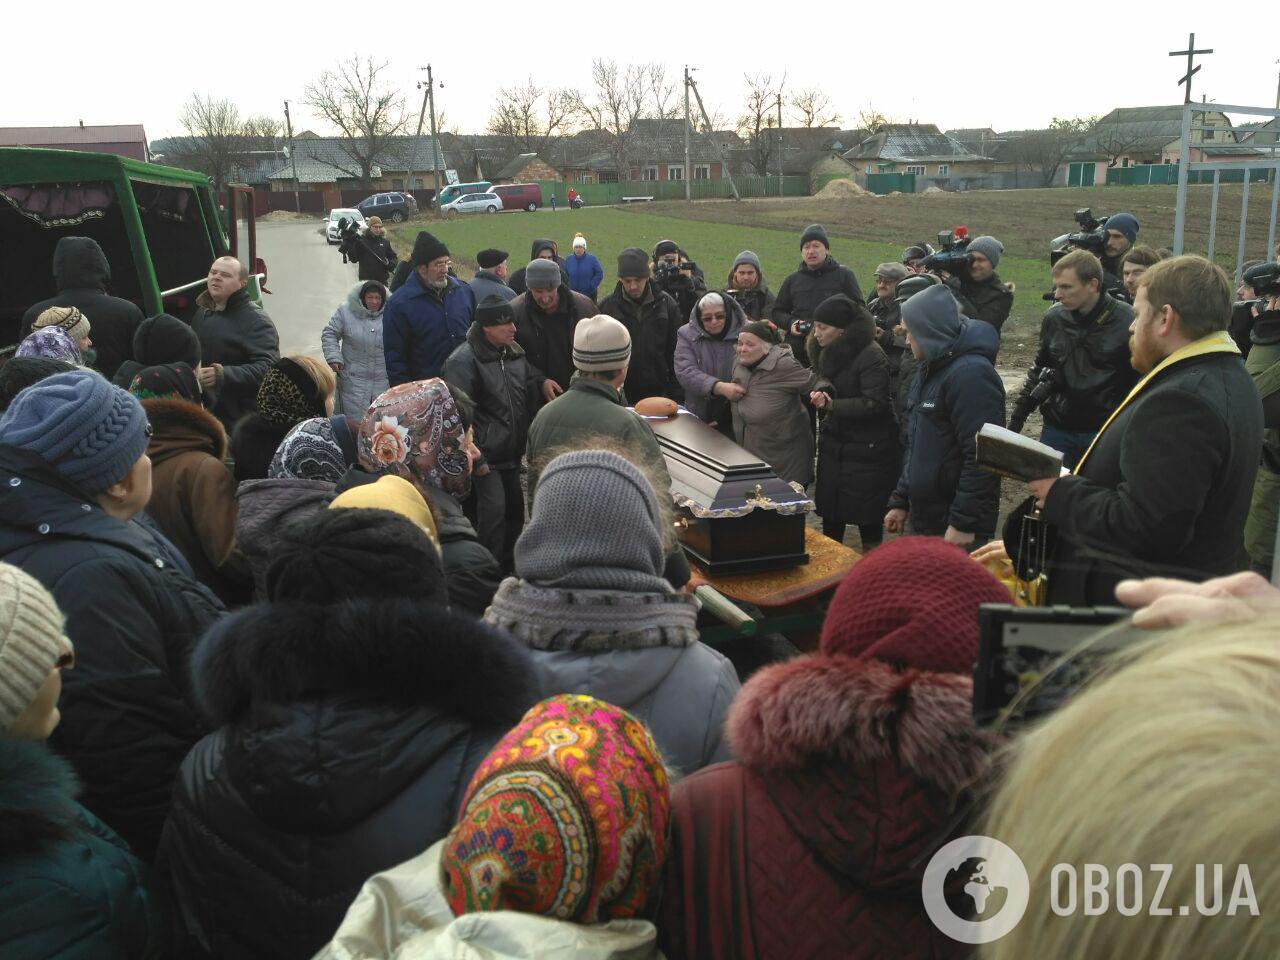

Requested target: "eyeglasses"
[{"left": 703, "top": 312, "right": 727, "bottom": 320}]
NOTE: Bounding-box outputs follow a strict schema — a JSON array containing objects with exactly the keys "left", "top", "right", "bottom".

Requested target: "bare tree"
[
  {"left": 487, "top": 78, "right": 576, "bottom": 157},
  {"left": 572, "top": 59, "right": 646, "bottom": 179},
  {"left": 791, "top": 88, "right": 839, "bottom": 129},
  {"left": 304, "top": 57, "right": 410, "bottom": 186},
  {"left": 855, "top": 105, "right": 893, "bottom": 132},
  {"left": 1091, "top": 120, "right": 1164, "bottom": 167},
  {"left": 738, "top": 73, "right": 787, "bottom": 176},
  {"left": 1001, "top": 116, "right": 1098, "bottom": 187},
  {"left": 171, "top": 95, "right": 281, "bottom": 193}
]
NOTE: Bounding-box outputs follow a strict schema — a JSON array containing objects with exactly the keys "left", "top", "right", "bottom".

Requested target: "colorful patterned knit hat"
[
  {"left": 128, "top": 362, "right": 200, "bottom": 402},
  {"left": 268, "top": 416, "right": 349, "bottom": 482},
  {"left": 441, "top": 694, "right": 670, "bottom": 923},
  {"left": 358, "top": 378, "right": 472, "bottom": 500},
  {"left": 15, "top": 327, "right": 83, "bottom": 365},
  {"left": 255, "top": 358, "right": 325, "bottom": 427}
]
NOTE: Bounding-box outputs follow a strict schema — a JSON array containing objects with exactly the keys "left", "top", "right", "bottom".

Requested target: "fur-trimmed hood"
[
  {"left": 806, "top": 314, "right": 877, "bottom": 377},
  {"left": 143, "top": 396, "right": 227, "bottom": 464},
  {"left": 728, "top": 654, "right": 995, "bottom": 888},
  {"left": 0, "top": 736, "right": 81, "bottom": 857},
  {"left": 190, "top": 597, "right": 540, "bottom": 831}
]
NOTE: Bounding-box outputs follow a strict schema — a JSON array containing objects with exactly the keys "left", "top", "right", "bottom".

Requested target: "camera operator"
[
  {"left": 900, "top": 242, "right": 935, "bottom": 274},
  {"left": 1229, "top": 259, "right": 1266, "bottom": 356},
  {"left": 1100, "top": 212, "right": 1139, "bottom": 277},
  {"left": 339, "top": 215, "right": 398, "bottom": 286},
  {"left": 650, "top": 239, "right": 708, "bottom": 319},
  {"left": 1009, "top": 249, "right": 1135, "bottom": 469},
  {"left": 1241, "top": 261, "right": 1280, "bottom": 577},
  {"left": 773, "top": 223, "right": 863, "bottom": 367},
  {"left": 956, "top": 235, "right": 1014, "bottom": 333}
]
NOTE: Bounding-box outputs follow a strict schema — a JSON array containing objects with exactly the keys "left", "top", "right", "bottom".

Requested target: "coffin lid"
[{"left": 642, "top": 410, "right": 813, "bottom": 518}]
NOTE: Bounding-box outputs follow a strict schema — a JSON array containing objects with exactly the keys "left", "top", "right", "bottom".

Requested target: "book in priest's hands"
[{"left": 975, "top": 424, "right": 1065, "bottom": 482}]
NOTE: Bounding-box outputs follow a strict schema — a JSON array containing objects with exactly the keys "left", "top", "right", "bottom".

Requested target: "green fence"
[
  {"left": 540, "top": 175, "right": 808, "bottom": 205},
  {"left": 865, "top": 173, "right": 917, "bottom": 195},
  {"left": 1107, "top": 164, "right": 1276, "bottom": 186}
]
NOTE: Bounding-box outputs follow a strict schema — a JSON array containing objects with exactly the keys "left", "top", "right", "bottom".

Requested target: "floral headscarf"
[
  {"left": 15, "top": 327, "right": 82, "bottom": 365},
  {"left": 357, "top": 379, "right": 471, "bottom": 499},
  {"left": 440, "top": 694, "right": 670, "bottom": 923}
]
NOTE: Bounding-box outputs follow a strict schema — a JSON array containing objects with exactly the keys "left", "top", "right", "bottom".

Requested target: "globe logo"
[{"left": 922, "top": 836, "right": 1030, "bottom": 944}]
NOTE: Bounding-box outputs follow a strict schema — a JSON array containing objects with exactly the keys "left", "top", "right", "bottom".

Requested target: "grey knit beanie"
[
  {"left": 732, "top": 250, "right": 762, "bottom": 272},
  {"left": 967, "top": 236, "right": 1003, "bottom": 269},
  {"left": 515, "top": 450, "right": 667, "bottom": 592},
  {"left": 0, "top": 562, "right": 73, "bottom": 729},
  {"left": 525, "top": 258, "right": 561, "bottom": 290}
]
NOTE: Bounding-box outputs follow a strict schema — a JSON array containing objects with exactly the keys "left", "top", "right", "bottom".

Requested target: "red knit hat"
[{"left": 819, "top": 536, "right": 1009, "bottom": 675}]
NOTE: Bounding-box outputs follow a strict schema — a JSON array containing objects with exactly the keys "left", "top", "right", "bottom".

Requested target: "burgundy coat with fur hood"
[
  {"left": 660, "top": 654, "right": 993, "bottom": 960},
  {"left": 142, "top": 398, "right": 249, "bottom": 604}
]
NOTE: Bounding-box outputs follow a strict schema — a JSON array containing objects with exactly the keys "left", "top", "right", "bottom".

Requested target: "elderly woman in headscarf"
[
  {"left": 316, "top": 695, "right": 671, "bottom": 960},
  {"left": 230, "top": 356, "right": 336, "bottom": 482},
  {"left": 357, "top": 378, "right": 502, "bottom": 615},
  {"left": 15, "top": 327, "right": 83, "bottom": 365},
  {"left": 729, "top": 319, "right": 816, "bottom": 487},
  {"left": 674, "top": 291, "right": 747, "bottom": 437},
  {"left": 321, "top": 280, "right": 390, "bottom": 416},
  {"left": 31, "top": 306, "right": 93, "bottom": 364}
]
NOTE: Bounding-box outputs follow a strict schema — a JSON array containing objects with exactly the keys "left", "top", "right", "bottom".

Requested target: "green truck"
[{"left": 0, "top": 146, "right": 263, "bottom": 349}]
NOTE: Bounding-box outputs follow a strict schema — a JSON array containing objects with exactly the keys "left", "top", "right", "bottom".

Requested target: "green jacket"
[{"left": 526, "top": 376, "right": 670, "bottom": 497}]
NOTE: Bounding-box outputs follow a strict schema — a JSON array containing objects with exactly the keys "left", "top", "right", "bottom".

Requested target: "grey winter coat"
[
  {"left": 731, "top": 344, "right": 817, "bottom": 487},
  {"left": 322, "top": 282, "right": 389, "bottom": 416},
  {"left": 674, "top": 296, "right": 747, "bottom": 425},
  {"left": 467, "top": 269, "right": 515, "bottom": 304}
]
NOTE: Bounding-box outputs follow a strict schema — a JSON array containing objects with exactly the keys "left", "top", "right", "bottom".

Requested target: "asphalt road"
[{"left": 255, "top": 219, "right": 359, "bottom": 358}]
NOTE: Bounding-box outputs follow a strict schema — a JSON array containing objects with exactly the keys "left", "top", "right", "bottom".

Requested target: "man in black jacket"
[
  {"left": 442, "top": 296, "right": 540, "bottom": 571},
  {"left": 508, "top": 238, "right": 569, "bottom": 296},
  {"left": 510, "top": 258, "right": 595, "bottom": 406},
  {"left": 20, "top": 236, "right": 144, "bottom": 381},
  {"left": 191, "top": 256, "right": 280, "bottom": 428},
  {"left": 957, "top": 235, "right": 1014, "bottom": 333},
  {"left": 1019, "top": 255, "right": 1263, "bottom": 607},
  {"left": 773, "top": 223, "right": 863, "bottom": 366},
  {"left": 342, "top": 215, "right": 398, "bottom": 285},
  {"left": 598, "top": 247, "right": 683, "bottom": 403},
  {"left": 1012, "top": 250, "right": 1136, "bottom": 469}
]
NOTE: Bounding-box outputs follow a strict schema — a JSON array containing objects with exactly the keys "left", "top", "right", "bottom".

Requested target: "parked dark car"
[
  {"left": 491, "top": 183, "right": 543, "bottom": 212},
  {"left": 355, "top": 192, "right": 418, "bottom": 223}
]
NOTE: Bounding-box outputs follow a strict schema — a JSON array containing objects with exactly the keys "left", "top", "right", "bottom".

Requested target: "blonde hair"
[
  {"left": 980, "top": 619, "right": 1280, "bottom": 959},
  {"left": 291, "top": 355, "right": 337, "bottom": 415}
]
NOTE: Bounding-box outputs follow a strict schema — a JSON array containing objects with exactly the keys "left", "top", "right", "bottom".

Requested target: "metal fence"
[
  {"left": 1110, "top": 163, "right": 1275, "bottom": 187},
  {"left": 1173, "top": 102, "right": 1280, "bottom": 276}
]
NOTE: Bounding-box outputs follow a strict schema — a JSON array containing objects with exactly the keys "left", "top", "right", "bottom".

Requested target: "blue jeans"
[{"left": 1039, "top": 425, "right": 1097, "bottom": 471}]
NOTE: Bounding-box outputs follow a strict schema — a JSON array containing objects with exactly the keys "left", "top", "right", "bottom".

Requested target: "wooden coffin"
[{"left": 645, "top": 411, "right": 813, "bottom": 576}]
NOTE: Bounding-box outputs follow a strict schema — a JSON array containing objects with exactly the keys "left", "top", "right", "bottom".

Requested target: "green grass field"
[{"left": 387, "top": 206, "right": 1054, "bottom": 368}]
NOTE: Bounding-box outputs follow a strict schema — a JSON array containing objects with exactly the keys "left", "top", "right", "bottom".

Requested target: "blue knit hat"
[
  {"left": 0, "top": 370, "right": 150, "bottom": 495},
  {"left": 1104, "top": 212, "right": 1139, "bottom": 245}
]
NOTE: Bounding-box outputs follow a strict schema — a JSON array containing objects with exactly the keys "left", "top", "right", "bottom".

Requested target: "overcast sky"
[{"left": 8, "top": 1, "right": 1276, "bottom": 140}]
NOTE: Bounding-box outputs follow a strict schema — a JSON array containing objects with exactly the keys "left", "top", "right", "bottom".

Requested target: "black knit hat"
[
  {"left": 0, "top": 357, "right": 75, "bottom": 413},
  {"left": 128, "top": 362, "right": 201, "bottom": 402},
  {"left": 476, "top": 248, "right": 508, "bottom": 269},
  {"left": 800, "top": 223, "right": 830, "bottom": 249},
  {"left": 813, "top": 294, "right": 864, "bottom": 331},
  {"left": 740, "top": 319, "right": 783, "bottom": 345},
  {"left": 264, "top": 507, "right": 447, "bottom": 606},
  {"left": 653, "top": 239, "right": 679, "bottom": 259},
  {"left": 475, "top": 294, "right": 516, "bottom": 327},
  {"left": 410, "top": 231, "right": 450, "bottom": 268},
  {"left": 617, "top": 247, "right": 650, "bottom": 278},
  {"left": 133, "top": 313, "right": 201, "bottom": 368}
]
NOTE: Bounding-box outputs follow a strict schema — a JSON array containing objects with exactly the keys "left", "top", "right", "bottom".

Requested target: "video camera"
[
  {"left": 973, "top": 604, "right": 1136, "bottom": 727},
  {"left": 1007, "top": 367, "right": 1060, "bottom": 434},
  {"left": 655, "top": 258, "right": 698, "bottom": 284},
  {"left": 1237, "top": 260, "right": 1280, "bottom": 312},
  {"left": 921, "top": 226, "right": 974, "bottom": 274},
  {"left": 1050, "top": 208, "right": 1109, "bottom": 266}
]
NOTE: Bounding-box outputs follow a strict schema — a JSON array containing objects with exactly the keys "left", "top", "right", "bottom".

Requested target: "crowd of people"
[{"left": 1, "top": 216, "right": 1279, "bottom": 959}]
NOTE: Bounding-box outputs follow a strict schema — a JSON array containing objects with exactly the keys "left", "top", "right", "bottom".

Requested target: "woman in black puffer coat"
[
  {"left": 807, "top": 295, "right": 901, "bottom": 551},
  {"left": 155, "top": 506, "right": 539, "bottom": 960}
]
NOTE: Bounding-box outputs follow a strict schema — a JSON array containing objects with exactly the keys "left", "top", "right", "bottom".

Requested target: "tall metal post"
[
  {"left": 683, "top": 66, "right": 692, "bottom": 202},
  {"left": 283, "top": 100, "right": 300, "bottom": 213},
  {"left": 427, "top": 64, "right": 442, "bottom": 208},
  {"left": 407, "top": 70, "right": 430, "bottom": 204},
  {"left": 776, "top": 93, "right": 784, "bottom": 195},
  {"left": 1173, "top": 103, "right": 1193, "bottom": 254}
]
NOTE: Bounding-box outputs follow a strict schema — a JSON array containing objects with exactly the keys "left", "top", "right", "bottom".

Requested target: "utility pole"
[
  {"left": 776, "top": 93, "right": 784, "bottom": 195},
  {"left": 406, "top": 72, "right": 431, "bottom": 206},
  {"left": 414, "top": 66, "right": 443, "bottom": 209},
  {"left": 686, "top": 72, "right": 740, "bottom": 201},
  {"left": 283, "top": 100, "right": 300, "bottom": 213},
  {"left": 683, "top": 66, "right": 692, "bottom": 203}
]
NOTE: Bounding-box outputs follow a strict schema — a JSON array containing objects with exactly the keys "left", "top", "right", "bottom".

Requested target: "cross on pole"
[{"left": 1169, "top": 32, "right": 1213, "bottom": 104}]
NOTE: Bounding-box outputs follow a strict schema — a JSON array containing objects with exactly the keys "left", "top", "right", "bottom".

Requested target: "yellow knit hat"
[{"left": 329, "top": 475, "right": 440, "bottom": 551}]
